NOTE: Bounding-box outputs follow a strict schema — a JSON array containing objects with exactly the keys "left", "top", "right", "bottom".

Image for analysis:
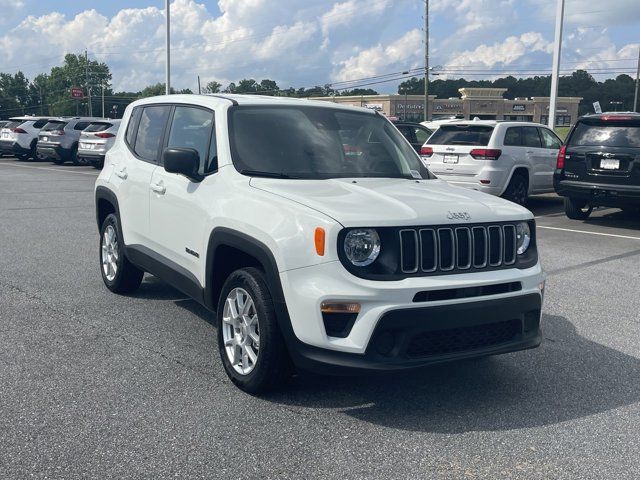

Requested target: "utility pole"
[
  {"left": 634, "top": 46, "right": 640, "bottom": 113},
  {"left": 198, "top": 75, "right": 201, "bottom": 94},
  {"left": 101, "top": 84, "right": 105, "bottom": 118},
  {"left": 39, "top": 86, "right": 43, "bottom": 115},
  {"left": 548, "top": 0, "right": 565, "bottom": 129},
  {"left": 165, "top": 0, "right": 171, "bottom": 95},
  {"left": 85, "top": 49, "right": 93, "bottom": 116},
  {"left": 423, "top": 0, "right": 429, "bottom": 122}
]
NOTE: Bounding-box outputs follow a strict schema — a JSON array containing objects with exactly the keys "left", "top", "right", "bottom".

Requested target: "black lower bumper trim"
[
  {"left": 555, "top": 179, "right": 640, "bottom": 206},
  {"left": 285, "top": 294, "right": 542, "bottom": 375}
]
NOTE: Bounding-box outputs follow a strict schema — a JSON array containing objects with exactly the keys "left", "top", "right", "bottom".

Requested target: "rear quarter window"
[
  {"left": 73, "top": 121, "right": 92, "bottom": 131},
  {"left": 42, "top": 121, "right": 68, "bottom": 131},
  {"left": 569, "top": 121, "right": 640, "bottom": 148},
  {"left": 33, "top": 119, "right": 49, "bottom": 129},
  {"left": 427, "top": 125, "right": 494, "bottom": 146}
]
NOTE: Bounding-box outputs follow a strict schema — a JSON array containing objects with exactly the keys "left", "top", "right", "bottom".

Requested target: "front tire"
[
  {"left": 100, "top": 213, "right": 144, "bottom": 293},
  {"left": 564, "top": 197, "right": 592, "bottom": 220},
  {"left": 502, "top": 173, "right": 529, "bottom": 206},
  {"left": 217, "top": 267, "right": 292, "bottom": 393}
]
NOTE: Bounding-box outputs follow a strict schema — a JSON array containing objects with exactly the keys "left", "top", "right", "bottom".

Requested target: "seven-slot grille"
[{"left": 399, "top": 224, "right": 518, "bottom": 274}]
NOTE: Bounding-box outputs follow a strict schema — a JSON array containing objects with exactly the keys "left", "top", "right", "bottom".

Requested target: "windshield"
[
  {"left": 426, "top": 124, "right": 494, "bottom": 146},
  {"left": 228, "top": 106, "right": 431, "bottom": 180},
  {"left": 569, "top": 121, "right": 640, "bottom": 148}
]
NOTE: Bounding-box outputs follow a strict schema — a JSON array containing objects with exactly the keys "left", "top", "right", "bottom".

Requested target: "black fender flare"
[
  {"left": 95, "top": 186, "right": 121, "bottom": 231},
  {"left": 204, "top": 227, "right": 301, "bottom": 355}
]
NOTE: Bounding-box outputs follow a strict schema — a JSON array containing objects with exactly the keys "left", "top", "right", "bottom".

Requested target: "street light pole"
[
  {"left": 548, "top": 0, "right": 565, "bottom": 130},
  {"left": 634, "top": 46, "right": 640, "bottom": 113},
  {"left": 423, "top": 0, "right": 429, "bottom": 122},
  {"left": 165, "top": 0, "right": 171, "bottom": 95}
]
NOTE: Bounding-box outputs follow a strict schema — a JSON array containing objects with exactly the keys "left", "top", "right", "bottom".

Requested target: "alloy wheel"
[
  {"left": 101, "top": 225, "right": 119, "bottom": 281},
  {"left": 222, "top": 287, "right": 260, "bottom": 375}
]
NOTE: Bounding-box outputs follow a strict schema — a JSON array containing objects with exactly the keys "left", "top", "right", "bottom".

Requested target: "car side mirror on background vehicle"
[{"left": 163, "top": 147, "right": 203, "bottom": 182}]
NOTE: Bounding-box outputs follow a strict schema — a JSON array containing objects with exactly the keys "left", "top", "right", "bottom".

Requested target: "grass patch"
[{"left": 555, "top": 126, "right": 571, "bottom": 140}]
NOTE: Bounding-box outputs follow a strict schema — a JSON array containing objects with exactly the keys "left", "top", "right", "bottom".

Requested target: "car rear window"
[
  {"left": 84, "top": 122, "right": 113, "bottom": 132},
  {"left": 4, "top": 121, "right": 24, "bottom": 129},
  {"left": 42, "top": 121, "right": 67, "bottom": 132},
  {"left": 74, "top": 121, "right": 92, "bottom": 131},
  {"left": 426, "top": 125, "right": 494, "bottom": 146},
  {"left": 569, "top": 120, "right": 640, "bottom": 148},
  {"left": 33, "top": 119, "right": 49, "bottom": 129}
]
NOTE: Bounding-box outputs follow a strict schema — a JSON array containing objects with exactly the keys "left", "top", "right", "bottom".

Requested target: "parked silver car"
[
  {"left": 78, "top": 120, "right": 121, "bottom": 169},
  {"left": 37, "top": 117, "right": 100, "bottom": 165},
  {"left": 0, "top": 116, "right": 51, "bottom": 160}
]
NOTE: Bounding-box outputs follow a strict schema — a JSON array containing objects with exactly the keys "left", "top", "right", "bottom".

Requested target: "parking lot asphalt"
[{"left": 1, "top": 156, "right": 639, "bottom": 480}]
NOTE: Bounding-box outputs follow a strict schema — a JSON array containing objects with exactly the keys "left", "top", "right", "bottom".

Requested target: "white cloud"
[
  {"left": 333, "top": 29, "right": 423, "bottom": 82},
  {"left": 320, "top": 0, "right": 390, "bottom": 36},
  {"left": 445, "top": 32, "right": 553, "bottom": 69}
]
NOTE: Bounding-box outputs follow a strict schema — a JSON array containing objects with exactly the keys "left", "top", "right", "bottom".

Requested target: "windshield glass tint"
[
  {"left": 42, "top": 121, "right": 67, "bottom": 132},
  {"left": 229, "top": 106, "right": 430, "bottom": 179},
  {"left": 84, "top": 122, "right": 112, "bottom": 132},
  {"left": 569, "top": 121, "right": 640, "bottom": 148},
  {"left": 427, "top": 125, "right": 494, "bottom": 146}
]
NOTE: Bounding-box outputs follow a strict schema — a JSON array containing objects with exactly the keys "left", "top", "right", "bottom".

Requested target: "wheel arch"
[
  {"left": 502, "top": 165, "right": 531, "bottom": 195},
  {"left": 95, "top": 186, "right": 120, "bottom": 233}
]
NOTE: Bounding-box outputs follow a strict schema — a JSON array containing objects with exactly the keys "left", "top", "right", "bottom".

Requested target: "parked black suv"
[
  {"left": 554, "top": 112, "right": 640, "bottom": 219},
  {"left": 393, "top": 121, "right": 433, "bottom": 153}
]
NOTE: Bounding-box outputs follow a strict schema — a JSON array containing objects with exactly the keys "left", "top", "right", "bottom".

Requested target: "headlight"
[
  {"left": 516, "top": 222, "right": 531, "bottom": 255},
  {"left": 344, "top": 229, "right": 381, "bottom": 266}
]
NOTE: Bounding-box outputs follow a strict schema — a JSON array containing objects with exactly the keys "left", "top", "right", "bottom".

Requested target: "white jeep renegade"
[{"left": 95, "top": 94, "right": 545, "bottom": 393}]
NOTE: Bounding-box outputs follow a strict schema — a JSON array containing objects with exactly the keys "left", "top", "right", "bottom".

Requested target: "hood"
[{"left": 250, "top": 177, "right": 532, "bottom": 227}]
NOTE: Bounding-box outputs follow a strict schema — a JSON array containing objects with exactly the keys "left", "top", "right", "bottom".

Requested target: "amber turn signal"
[
  {"left": 314, "top": 227, "right": 325, "bottom": 256},
  {"left": 320, "top": 302, "right": 361, "bottom": 314}
]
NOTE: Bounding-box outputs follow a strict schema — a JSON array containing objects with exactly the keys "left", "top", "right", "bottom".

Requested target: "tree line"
[
  {"left": 0, "top": 53, "right": 635, "bottom": 118},
  {"left": 398, "top": 70, "right": 638, "bottom": 115}
]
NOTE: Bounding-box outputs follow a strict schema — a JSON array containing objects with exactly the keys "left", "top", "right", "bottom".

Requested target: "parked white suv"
[
  {"left": 95, "top": 95, "right": 545, "bottom": 393},
  {"left": 0, "top": 116, "right": 50, "bottom": 160},
  {"left": 421, "top": 121, "right": 562, "bottom": 205}
]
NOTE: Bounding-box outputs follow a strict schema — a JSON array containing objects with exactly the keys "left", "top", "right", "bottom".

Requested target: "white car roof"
[
  {"left": 439, "top": 120, "right": 551, "bottom": 128},
  {"left": 9, "top": 116, "right": 51, "bottom": 121},
  {"left": 128, "top": 93, "right": 377, "bottom": 115}
]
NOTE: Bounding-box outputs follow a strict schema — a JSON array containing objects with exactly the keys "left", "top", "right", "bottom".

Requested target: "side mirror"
[{"left": 163, "top": 147, "right": 202, "bottom": 182}]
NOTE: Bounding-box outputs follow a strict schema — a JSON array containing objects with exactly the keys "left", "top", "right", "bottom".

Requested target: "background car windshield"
[
  {"left": 427, "top": 125, "right": 494, "bottom": 146},
  {"left": 569, "top": 121, "right": 640, "bottom": 148},
  {"left": 229, "top": 106, "right": 430, "bottom": 179}
]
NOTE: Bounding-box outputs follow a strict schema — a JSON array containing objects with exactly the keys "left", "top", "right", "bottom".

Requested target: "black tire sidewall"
[
  {"left": 504, "top": 174, "right": 528, "bottom": 205},
  {"left": 216, "top": 268, "right": 290, "bottom": 393},
  {"left": 100, "top": 214, "right": 126, "bottom": 290}
]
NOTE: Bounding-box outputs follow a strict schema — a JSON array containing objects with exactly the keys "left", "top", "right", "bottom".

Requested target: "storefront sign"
[{"left": 512, "top": 104, "right": 526, "bottom": 111}]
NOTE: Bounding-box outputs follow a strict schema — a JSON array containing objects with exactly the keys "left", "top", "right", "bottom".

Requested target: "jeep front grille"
[{"left": 399, "top": 224, "right": 517, "bottom": 274}]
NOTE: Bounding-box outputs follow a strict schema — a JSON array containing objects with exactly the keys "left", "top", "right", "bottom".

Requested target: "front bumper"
[
  {"left": 279, "top": 261, "right": 545, "bottom": 374},
  {"left": 554, "top": 177, "right": 640, "bottom": 207}
]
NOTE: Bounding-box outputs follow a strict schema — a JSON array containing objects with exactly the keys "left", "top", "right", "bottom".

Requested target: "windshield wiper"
[{"left": 239, "top": 169, "right": 293, "bottom": 179}]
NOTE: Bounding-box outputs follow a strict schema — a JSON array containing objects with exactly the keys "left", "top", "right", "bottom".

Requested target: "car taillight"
[
  {"left": 95, "top": 132, "right": 115, "bottom": 138},
  {"left": 51, "top": 130, "right": 65, "bottom": 135},
  {"left": 420, "top": 146, "right": 433, "bottom": 157},
  {"left": 11, "top": 127, "right": 27, "bottom": 134},
  {"left": 470, "top": 148, "right": 501, "bottom": 160},
  {"left": 556, "top": 145, "right": 567, "bottom": 169}
]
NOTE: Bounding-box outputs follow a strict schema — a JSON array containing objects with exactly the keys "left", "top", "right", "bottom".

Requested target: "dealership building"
[{"left": 312, "top": 87, "right": 582, "bottom": 126}]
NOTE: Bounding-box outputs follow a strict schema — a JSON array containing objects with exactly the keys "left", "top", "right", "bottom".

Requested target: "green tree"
[{"left": 203, "top": 80, "right": 222, "bottom": 93}]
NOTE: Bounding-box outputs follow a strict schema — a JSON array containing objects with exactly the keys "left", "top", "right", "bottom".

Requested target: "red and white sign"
[{"left": 70, "top": 88, "right": 84, "bottom": 99}]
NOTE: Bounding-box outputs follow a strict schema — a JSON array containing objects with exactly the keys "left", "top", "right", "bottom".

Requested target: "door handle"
[
  {"left": 114, "top": 167, "right": 127, "bottom": 179},
  {"left": 150, "top": 182, "right": 166, "bottom": 194}
]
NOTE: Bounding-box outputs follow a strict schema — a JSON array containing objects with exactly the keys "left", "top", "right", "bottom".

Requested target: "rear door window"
[
  {"left": 427, "top": 125, "right": 494, "bottom": 146},
  {"left": 125, "top": 108, "right": 142, "bottom": 147},
  {"left": 538, "top": 128, "right": 562, "bottom": 149},
  {"left": 134, "top": 106, "right": 171, "bottom": 161},
  {"left": 569, "top": 120, "right": 640, "bottom": 148},
  {"left": 522, "top": 126, "right": 542, "bottom": 148},
  {"left": 33, "top": 119, "right": 49, "bottom": 129},
  {"left": 414, "top": 126, "right": 431, "bottom": 145},
  {"left": 166, "top": 106, "right": 215, "bottom": 174},
  {"left": 504, "top": 127, "right": 523, "bottom": 146},
  {"left": 133, "top": 105, "right": 171, "bottom": 162}
]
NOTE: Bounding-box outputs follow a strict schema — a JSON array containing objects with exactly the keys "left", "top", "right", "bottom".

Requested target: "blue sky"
[{"left": 1, "top": 0, "right": 638, "bottom": 93}]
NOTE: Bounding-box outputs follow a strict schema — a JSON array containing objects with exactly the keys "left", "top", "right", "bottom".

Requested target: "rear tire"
[
  {"left": 100, "top": 213, "right": 144, "bottom": 294},
  {"left": 52, "top": 158, "right": 65, "bottom": 165},
  {"left": 217, "top": 267, "right": 293, "bottom": 394},
  {"left": 71, "top": 146, "right": 80, "bottom": 166},
  {"left": 564, "top": 197, "right": 592, "bottom": 220},
  {"left": 502, "top": 173, "right": 529, "bottom": 206},
  {"left": 93, "top": 159, "right": 104, "bottom": 169}
]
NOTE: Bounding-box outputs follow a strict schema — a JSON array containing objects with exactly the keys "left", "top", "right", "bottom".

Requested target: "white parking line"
[
  {"left": 0, "top": 162, "right": 99, "bottom": 176},
  {"left": 538, "top": 225, "right": 640, "bottom": 241}
]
